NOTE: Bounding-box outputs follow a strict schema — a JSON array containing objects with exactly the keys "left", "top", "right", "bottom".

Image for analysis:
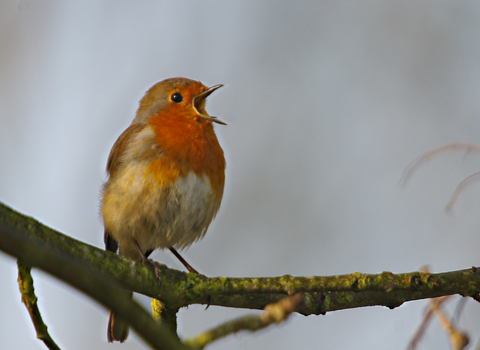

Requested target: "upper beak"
[{"left": 193, "top": 84, "right": 226, "bottom": 125}]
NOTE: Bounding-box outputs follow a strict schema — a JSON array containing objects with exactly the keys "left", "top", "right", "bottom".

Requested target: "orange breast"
[{"left": 145, "top": 109, "right": 225, "bottom": 199}]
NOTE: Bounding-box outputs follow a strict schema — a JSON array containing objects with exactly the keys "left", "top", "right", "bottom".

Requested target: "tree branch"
[
  {"left": 17, "top": 259, "right": 61, "bottom": 350},
  {"left": 1, "top": 201, "right": 480, "bottom": 347},
  {"left": 0, "top": 202, "right": 188, "bottom": 350}
]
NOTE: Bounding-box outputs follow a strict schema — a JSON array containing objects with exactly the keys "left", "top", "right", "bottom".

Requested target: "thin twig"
[
  {"left": 452, "top": 297, "right": 468, "bottom": 327},
  {"left": 17, "top": 260, "right": 61, "bottom": 350},
  {"left": 399, "top": 142, "right": 480, "bottom": 188},
  {"left": 430, "top": 298, "right": 469, "bottom": 350},
  {"left": 445, "top": 171, "right": 480, "bottom": 213},
  {"left": 185, "top": 293, "right": 303, "bottom": 349},
  {"left": 406, "top": 295, "right": 451, "bottom": 350}
]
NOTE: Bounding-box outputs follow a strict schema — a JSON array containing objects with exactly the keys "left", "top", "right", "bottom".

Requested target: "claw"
[{"left": 133, "top": 240, "right": 165, "bottom": 282}]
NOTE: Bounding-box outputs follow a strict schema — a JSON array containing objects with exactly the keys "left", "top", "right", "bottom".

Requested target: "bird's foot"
[{"left": 133, "top": 240, "right": 166, "bottom": 281}]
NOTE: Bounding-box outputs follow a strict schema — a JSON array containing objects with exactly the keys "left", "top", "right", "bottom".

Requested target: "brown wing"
[
  {"left": 106, "top": 122, "right": 146, "bottom": 177},
  {"left": 104, "top": 122, "right": 146, "bottom": 252}
]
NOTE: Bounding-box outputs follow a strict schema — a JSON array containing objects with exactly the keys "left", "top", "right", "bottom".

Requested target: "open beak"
[{"left": 193, "top": 84, "right": 226, "bottom": 125}]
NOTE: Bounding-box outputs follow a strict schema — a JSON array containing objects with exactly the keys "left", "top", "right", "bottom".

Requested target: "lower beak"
[{"left": 193, "top": 84, "right": 226, "bottom": 125}]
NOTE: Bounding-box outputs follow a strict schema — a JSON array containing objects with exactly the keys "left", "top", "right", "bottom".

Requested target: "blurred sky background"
[{"left": 1, "top": 1, "right": 480, "bottom": 349}]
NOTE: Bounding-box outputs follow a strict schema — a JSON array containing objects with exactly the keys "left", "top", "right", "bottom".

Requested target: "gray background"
[{"left": 1, "top": 1, "right": 480, "bottom": 349}]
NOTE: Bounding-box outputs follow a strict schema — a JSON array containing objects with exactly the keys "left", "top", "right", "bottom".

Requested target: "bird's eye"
[{"left": 171, "top": 92, "right": 183, "bottom": 103}]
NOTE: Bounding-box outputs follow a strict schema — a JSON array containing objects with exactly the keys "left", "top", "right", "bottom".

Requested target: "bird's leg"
[
  {"left": 169, "top": 247, "right": 200, "bottom": 274},
  {"left": 132, "top": 239, "right": 166, "bottom": 281}
]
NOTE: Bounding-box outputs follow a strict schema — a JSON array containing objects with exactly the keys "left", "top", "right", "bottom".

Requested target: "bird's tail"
[{"left": 107, "top": 310, "right": 129, "bottom": 342}]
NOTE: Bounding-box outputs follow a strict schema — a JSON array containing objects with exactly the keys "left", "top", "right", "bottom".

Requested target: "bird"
[{"left": 100, "top": 77, "right": 226, "bottom": 342}]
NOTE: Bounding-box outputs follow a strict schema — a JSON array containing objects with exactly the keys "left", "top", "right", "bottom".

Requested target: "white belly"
[{"left": 101, "top": 162, "right": 221, "bottom": 259}]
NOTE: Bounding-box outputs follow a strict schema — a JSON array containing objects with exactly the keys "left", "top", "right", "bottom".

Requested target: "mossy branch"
[
  {"left": 0, "top": 202, "right": 188, "bottom": 350},
  {"left": 1, "top": 201, "right": 480, "bottom": 347},
  {"left": 17, "top": 259, "right": 61, "bottom": 350}
]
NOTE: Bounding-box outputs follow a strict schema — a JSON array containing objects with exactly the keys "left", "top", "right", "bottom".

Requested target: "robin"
[{"left": 100, "top": 77, "right": 226, "bottom": 342}]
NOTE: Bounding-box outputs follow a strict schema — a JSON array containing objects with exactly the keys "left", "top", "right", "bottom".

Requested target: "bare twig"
[
  {"left": 185, "top": 294, "right": 303, "bottom": 349},
  {"left": 452, "top": 297, "right": 468, "bottom": 326},
  {"left": 430, "top": 298, "right": 469, "bottom": 350},
  {"left": 445, "top": 171, "right": 480, "bottom": 213},
  {"left": 17, "top": 259, "right": 61, "bottom": 350},
  {"left": 399, "top": 142, "right": 480, "bottom": 188},
  {"left": 406, "top": 295, "right": 451, "bottom": 350},
  {"left": 399, "top": 142, "right": 480, "bottom": 212}
]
